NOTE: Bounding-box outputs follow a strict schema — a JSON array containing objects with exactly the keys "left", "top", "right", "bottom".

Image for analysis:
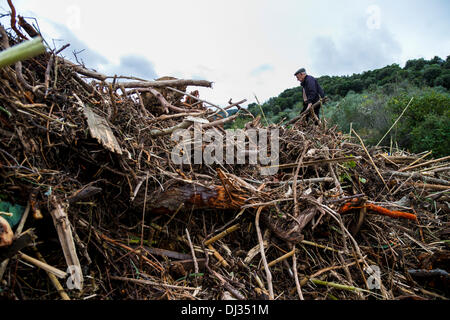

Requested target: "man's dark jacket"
[{"left": 301, "top": 75, "right": 325, "bottom": 105}]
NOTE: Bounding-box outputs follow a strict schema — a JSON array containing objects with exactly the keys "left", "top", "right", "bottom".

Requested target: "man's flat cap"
[{"left": 294, "top": 68, "right": 306, "bottom": 75}]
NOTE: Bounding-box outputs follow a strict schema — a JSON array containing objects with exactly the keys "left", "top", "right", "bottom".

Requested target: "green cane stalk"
[{"left": 0, "top": 36, "right": 46, "bottom": 68}]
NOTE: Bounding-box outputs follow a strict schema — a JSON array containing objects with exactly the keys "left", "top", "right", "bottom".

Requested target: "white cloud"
[
  {"left": 311, "top": 18, "right": 402, "bottom": 76},
  {"left": 7, "top": 0, "right": 450, "bottom": 106}
]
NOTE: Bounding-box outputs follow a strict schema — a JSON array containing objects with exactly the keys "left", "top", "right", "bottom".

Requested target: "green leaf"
[{"left": 0, "top": 106, "right": 11, "bottom": 117}]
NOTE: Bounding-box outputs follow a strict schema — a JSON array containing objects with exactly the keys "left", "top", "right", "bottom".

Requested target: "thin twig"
[
  {"left": 255, "top": 206, "right": 274, "bottom": 300},
  {"left": 185, "top": 228, "right": 199, "bottom": 275}
]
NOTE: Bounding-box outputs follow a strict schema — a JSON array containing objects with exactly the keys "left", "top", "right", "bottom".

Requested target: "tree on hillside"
[
  {"left": 423, "top": 64, "right": 442, "bottom": 86},
  {"left": 405, "top": 58, "right": 427, "bottom": 71},
  {"left": 435, "top": 71, "right": 450, "bottom": 89},
  {"left": 387, "top": 88, "right": 450, "bottom": 157}
]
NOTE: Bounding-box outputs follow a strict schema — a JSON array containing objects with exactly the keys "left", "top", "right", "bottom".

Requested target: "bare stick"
[
  {"left": 57, "top": 57, "right": 213, "bottom": 88},
  {"left": 291, "top": 245, "right": 304, "bottom": 300},
  {"left": 376, "top": 97, "right": 414, "bottom": 147},
  {"left": 121, "top": 79, "right": 212, "bottom": 89},
  {"left": 273, "top": 177, "right": 334, "bottom": 185},
  {"left": 207, "top": 99, "right": 247, "bottom": 119},
  {"left": 352, "top": 128, "right": 388, "bottom": 190},
  {"left": 404, "top": 182, "right": 450, "bottom": 191},
  {"left": 255, "top": 206, "right": 274, "bottom": 299},
  {"left": 385, "top": 171, "right": 450, "bottom": 186},
  {"left": 44, "top": 53, "right": 54, "bottom": 95},
  {"left": 33, "top": 248, "right": 70, "bottom": 300},
  {"left": 207, "top": 244, "right": 230, "bottom": 268},
  {"left": 325, "top": 147, "right": 344, "bottom": 196},
  {"left": 185, "top": 228, "right": 199, "bottom": 275},
  {"left": 399, "top": 150, "right": 432, "bottom": 171},
  {"left": 0, "top": 25, "right": 9, "bottom": 49},
  {"left": 201, "top": 111, "right": 243, "bottom": 128},
  {"left": 144, "top": 88, "right": 179, "bottom": 113},
  {"left": 398, "top": 155, "right": 450, "bottom": 172},
  {"left": 300, "top": 257, "right": 366, "bottom": 286},
  {"left": 18, "top": 252, "right": 67, "bottom": 278},
  {"left": 286, "top": 97, "right": 328, "bottom": 125},
  {"left": 166, "top": 86, "right": 227, "bottom": 115},
  {"left": 49, "top": 196, "right": 83, "bottom": 289},
  {"left": 265, "top": 248, "right": 295, "bottom": 269},
  {"left": 204, "top": 224, "right": 240, "bottom": 246},
  {"left": 264, "top": 156, "right": 361, "bottom": 170},
  {"left": 420, "top": 164, "right": 450, "bottom": 173},
  {"left": 111, "top": 276, "right": 200, "bottom": 291},
  {"left": 293, "top": 142, "right": 309, "bottom": 217},
  {"left": 149, "top": 118, "right": 195, "bottom": 137},
  {"left": 147, "top": 111, "right": 206, "bottom": 123},
  {"left": 300, "top": 239, "right": 343, "bottom": 253}
]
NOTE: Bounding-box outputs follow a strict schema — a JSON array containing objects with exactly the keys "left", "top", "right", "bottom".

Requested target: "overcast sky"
[{"left": 3, "top": 0, "right": 450, "bottom": 106}]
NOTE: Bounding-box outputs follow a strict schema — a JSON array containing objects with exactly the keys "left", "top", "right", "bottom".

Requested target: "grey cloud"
[
  {"left": 46, "top": 22, "right": 157, "bottom": 80},
  {"left": 311, "top": 20, "right": 402, "bottom": 76},
  {"left": 47, "top": 21, "right": 107, "bottom": 67},
  {"left": 106, "top": 55, "right": 158, "bottom": 80}
]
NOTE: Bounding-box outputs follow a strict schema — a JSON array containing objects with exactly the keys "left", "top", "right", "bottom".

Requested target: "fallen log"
[{"left": 134, "top": 183, "right": 247, "bottom": 214}]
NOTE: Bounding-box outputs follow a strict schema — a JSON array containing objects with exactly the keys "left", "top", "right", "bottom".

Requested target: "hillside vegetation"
[{"left": 229, "top": 56, "right": 450, "bottom": 157}]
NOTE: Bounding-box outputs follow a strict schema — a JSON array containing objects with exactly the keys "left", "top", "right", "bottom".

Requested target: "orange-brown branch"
[
  {"left": 338, "top": 198, "right": 417, "bottom": 221},
  {"left": 139, "top": 184, "right": 247, "bottom": 215}
]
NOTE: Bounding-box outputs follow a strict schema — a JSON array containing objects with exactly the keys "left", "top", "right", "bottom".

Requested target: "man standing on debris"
[{"left": 294, "top": 68, "right": 325, "bottom": 121}]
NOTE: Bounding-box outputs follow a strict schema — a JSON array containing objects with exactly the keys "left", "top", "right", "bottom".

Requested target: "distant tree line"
[{"left": 227, "top": 55, "right": 450, "bottom": 157}]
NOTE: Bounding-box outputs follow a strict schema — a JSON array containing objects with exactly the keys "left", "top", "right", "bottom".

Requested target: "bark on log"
[{"left": 133, "top": 183, "right": 247, "bottom": 214}]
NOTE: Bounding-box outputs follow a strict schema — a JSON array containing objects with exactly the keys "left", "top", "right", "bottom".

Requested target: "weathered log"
[{"left": 133, "top": 183, "right": 247, "bottom": 214}]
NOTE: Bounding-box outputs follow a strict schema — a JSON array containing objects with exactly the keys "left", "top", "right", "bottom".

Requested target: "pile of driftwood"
[{"left": 0, "top": 12, "right": 449, "bottom": 300}]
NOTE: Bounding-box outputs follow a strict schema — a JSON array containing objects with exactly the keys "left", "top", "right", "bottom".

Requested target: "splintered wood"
[
  {"left": 49, "top": 197, "right": 83, "bottom": 289},
  {"left": 83, "top": 105, "right": 122, "bottom": 155}
]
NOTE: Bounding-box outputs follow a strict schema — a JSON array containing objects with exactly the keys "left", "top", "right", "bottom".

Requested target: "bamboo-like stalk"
[
  {"left": 264, "top": 248, "right": 295, "bottom": 269},
  {"left": 207, "top": 244, "right": 230, "bottom": 268},
  {"left": 352, "top": 128, "right": 388, "bottom": 189},
  {"left": 300, "top": 240, "right": 343, "bottom": 253},
  {"left": 0, "top": 36, "right": 45, "bottom": 68},
  {"left": 18, "top": 252, "right": 67, "bottom": 279},
  {"left": 400, "top": 150, "right": 432, "bottom": 171},
  {"left": 385, "top": 170, "right": 450, "bottom": 186},
  {"left": 263, "top": 156, "right": 361, "bottom": 170},
  {"left": 375, "top": 97, "right": 414, "bottom": 147},
  {"left": 33, "top": 249, "right": 70, "bottom": 300},
  {"left": 185, "top": 228, "right": 199, "bottom": 275},
  {"left": 398, "top": 155, "right": 450, "bottom": 172},
  {"left": 255, "top": 206, "right": 274, "bottom": 300},
  {"left": 204, "top": 224, "right": 240, "bottom": 246},
  {"left": 310, "top": 278, "right": 381, "bottom": 297}
]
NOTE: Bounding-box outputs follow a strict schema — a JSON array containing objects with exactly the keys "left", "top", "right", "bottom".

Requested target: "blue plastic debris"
[{"left": 0, "top": 201, "right": 25, "bottom": 228}]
